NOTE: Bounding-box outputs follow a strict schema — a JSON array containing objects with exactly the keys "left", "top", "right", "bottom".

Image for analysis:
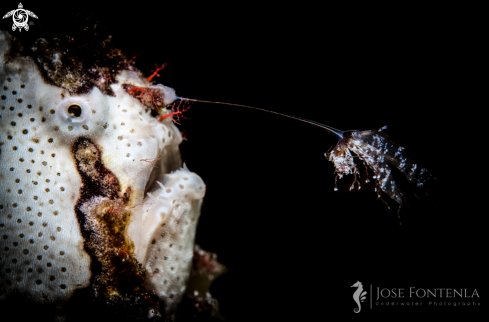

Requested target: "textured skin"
[
  {"left": 0, "top": 30, "right": 91, "bottom": 302},
  {"left": 0, "top": 29, "right": 205, "bottom": 313},
  {"left": 128, "top": 168, "right": 205, "bottom": 313}
]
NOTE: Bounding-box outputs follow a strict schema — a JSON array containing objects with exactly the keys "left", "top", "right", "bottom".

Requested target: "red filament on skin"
[
  {"left": 146, "top": 63, "right": 167, "bottom": 82},
  {"left": 106, "top": 201, "right": 124, "bottom": 219},
  {"left": 140, "top": 157, "right": 161, "bottom": 168},
  {"left": 118, "top": 245, "right": 134, "bottom": 257},
  {"left": 128, "top": 86, "right": 151, "bottom": 98},
  {"left": 157, "top": 100, "right": 192, "bottom": 124},
  {"left": 128, "top": 202, "right": 153, "bottom": 211},
  {"left": 128, "top": 50, "right": 142, "bottom": 64},
  {"left": 123, "top": 84, "right": 166, "bottom": 109},
  {"left": 128, "top": 203, "right": 144, "bottom": 209}
]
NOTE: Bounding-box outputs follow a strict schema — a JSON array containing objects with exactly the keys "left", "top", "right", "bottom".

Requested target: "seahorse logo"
[{"left": 351, "top": 281, "right": 367, "bottom": 313}]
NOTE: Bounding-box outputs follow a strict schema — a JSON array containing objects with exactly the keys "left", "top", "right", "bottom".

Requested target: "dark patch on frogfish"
[
  {"left": 1, "top": 13, "right": 137, "bottom": 96},
  {"left": 123, "top": 84, "right": 166, "bottom": 111},
  {"left": 72, "top": 137, "right": 163, "bottom": 320}
]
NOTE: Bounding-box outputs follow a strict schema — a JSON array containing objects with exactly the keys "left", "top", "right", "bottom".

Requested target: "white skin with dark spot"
[{"left": 0, "top": 30, "right": 204, "bottom": 308}]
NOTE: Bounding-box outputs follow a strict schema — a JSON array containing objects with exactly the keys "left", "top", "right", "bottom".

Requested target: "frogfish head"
[{"left": 0, "top": 30, "right": 216, "bottom": 319}]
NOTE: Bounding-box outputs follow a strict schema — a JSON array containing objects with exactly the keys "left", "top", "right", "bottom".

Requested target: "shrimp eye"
[{"left": 67, "top": 104, "right": 82, "bottom": 117}]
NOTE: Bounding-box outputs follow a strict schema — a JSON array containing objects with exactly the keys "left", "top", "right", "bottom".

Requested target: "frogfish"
[{"left": 0, "top": 29, "right": 225, "bottom": 321}]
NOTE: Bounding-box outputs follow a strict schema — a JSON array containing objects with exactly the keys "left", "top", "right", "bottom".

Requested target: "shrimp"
[{"left": 174, "top": 97, "right": 434, "bottom": 221}]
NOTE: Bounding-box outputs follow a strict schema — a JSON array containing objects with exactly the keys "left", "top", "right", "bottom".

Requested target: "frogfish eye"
[
  {"left": 55, "top": 97, "right": 91, "bottom": 124},
  {"left": 67, "top": 104, "right": 82, "bottom": 117}
]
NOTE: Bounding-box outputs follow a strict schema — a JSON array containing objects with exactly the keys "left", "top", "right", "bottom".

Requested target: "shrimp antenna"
[{"left": 176, "top": 97, "right": 344, "bottom": 140}]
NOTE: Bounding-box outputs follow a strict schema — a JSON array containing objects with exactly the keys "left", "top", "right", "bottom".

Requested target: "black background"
[{"left": 1, "top": 2, "right": 484, "bottom": 321}]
